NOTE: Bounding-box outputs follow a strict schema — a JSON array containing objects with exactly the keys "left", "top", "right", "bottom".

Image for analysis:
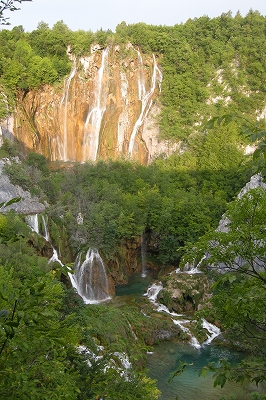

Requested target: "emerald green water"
[
  {"left": 115, "top": 275, "right": 264, "bottom": 399},
  {"left": 146, "top": 341, "right": 256, "bottom": 400},
  {"left": 115, "top": 272, "right": 156, "bottom": 296}
]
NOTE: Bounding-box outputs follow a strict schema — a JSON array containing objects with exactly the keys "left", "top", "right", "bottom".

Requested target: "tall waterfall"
[
  {"left": 82, "top": 48, "right": 109, "bottom": 162},
  {"left": 70, "top": 248, "right": 110, "bottom": 304},
  {"left": 128, "top": 53, "right": 162, "bottom": 156},
  {"left": 59, "top": 59, "right": 77, "bottom": 161},
  {"left": 141, "top": 231, "right": 147, "bottom": 277}
]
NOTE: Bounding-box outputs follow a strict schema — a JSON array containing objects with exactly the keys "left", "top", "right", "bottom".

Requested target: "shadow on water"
[{"left": 146, "top": 341, "right": 259, "bottom": 400}]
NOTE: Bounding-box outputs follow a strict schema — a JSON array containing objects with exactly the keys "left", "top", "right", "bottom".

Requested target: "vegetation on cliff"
[
  {"left": 1, "top": 10, "right": 266, "bottom": 145},
  {"left": 1, "top": 8, "right": 266, "bottom": 398}
]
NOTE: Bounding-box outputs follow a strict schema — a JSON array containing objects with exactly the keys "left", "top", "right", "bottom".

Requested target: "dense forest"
[{"left": 0, "top": 8, "right": 266, "bottom": 399}]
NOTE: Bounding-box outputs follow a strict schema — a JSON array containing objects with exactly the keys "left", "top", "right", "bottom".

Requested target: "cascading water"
[
  {"left": 141, "top": 231, "right": 147, "bottom": 277},
  {"left": 70, "top": 248, "right": 110, "bottom": 304},
  {"left": 25, "top": 214, "right": 39, "bottom": 234},
  {"left": 41, "top": 215, "right": 50, "bottom": 242},
  {"left": 128, "top": 53, "right": 162, "bottom": 156},
  {"left": 26, "top": 213, "right": 66, "bottom": 268},
  {"left": 82, "top": 48, "right": 109, "bottom": 162},
  {"left": 59, "top": 59, "right": 77, "bottom": 161},
  {"left": 144, "top": 282, "right": 220, "bottom": 349},
  {"left": 117, "top": 71, "right": 129, "bottom": 152}
]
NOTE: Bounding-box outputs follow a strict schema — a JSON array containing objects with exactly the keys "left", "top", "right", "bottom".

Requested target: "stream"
[{"left": 115, "top": 273, "right": 261, "bottom": 400}]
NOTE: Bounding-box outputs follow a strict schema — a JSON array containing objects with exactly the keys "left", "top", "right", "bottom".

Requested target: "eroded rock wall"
[{"left": 9, "top": 44, "right": 175, "bottom": 164}]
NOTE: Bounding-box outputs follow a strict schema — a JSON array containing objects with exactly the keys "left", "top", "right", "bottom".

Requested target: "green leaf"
[
  {"left": 0, "top": 309, "right": 10, "bottom": 318},
  {"left": 4, "top": 197, "right": 21, "bottom": 207}
]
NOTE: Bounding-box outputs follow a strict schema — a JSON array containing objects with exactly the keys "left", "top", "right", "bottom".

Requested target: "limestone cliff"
[
  {"left": 6, "top": 44, "right": 176, "bottom": 164},
  {"left": 0, "top": 159, "right": 45, "bottom": 214}
]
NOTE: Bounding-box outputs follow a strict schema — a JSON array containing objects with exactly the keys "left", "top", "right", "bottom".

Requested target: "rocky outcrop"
[
  {"left": 158, "top": 271, "right": 211, "bottom": 313},
  {"left": 0, "top": 159, "right": 45, "bottom": 214},
  {"left": 2, "top": 44, "right": 177, "bottom": 165}
]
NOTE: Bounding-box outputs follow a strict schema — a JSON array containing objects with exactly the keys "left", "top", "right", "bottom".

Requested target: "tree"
[
  {"left": 183, "top": 187, "right": 266, "bottom": 386},
  {"left": 0, "top": 0, "right": 32, "bottom": 25}
]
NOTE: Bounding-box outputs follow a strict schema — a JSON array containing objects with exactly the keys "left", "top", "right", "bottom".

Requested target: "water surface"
[{"left": 147, "top": 341, "right": 255, "bottom": 400}]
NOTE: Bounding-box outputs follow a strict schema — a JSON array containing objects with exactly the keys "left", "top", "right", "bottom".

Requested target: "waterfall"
[
  {"left": 70, "top": 248, "right": 110, "bottom": 304},
  {"left": 144, "top": 283, "right": 220, "bottom": 349},
  {"left": 60, "top": 59, "right": 77, "bottom": 161},
  {"left": 41, "top": 215, "right": 50, "bottom": 242},
  {"left": 82, "top": 48, "right": 109, "bottom": 162},
  {"left": 144, "top": 282, "right": 163, "bottom": 303},
  {"left": 48, "top": 247, "right": 64, "bottom": 267},
  {"left": 202, "top": 318, "right": 221, "bottom": 345},
  {"left": 141, "top": 231, "right": 147, "bottom": 277},
  {"left": 117, "top": 71, "right": 129, "bottom": 152},
  {"left": 172, "top": 319, "right": 201, "bottom": 349},
  {"left": 128, "top": 53, "right": 162, "bottom": 156},
  {"left": 25, "top": 214, "right": 39, "bottom": 234}
]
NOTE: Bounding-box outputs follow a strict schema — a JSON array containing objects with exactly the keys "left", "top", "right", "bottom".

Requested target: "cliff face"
[
  {"left": 0, "top": 159, "right": 45, "bottom": 214},
  {"left": 10, "top": 44, "right": 175, "bottom": 164}
]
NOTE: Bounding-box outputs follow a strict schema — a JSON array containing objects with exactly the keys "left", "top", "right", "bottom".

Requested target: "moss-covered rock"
[{"left": 158, "top": 272, "right": 211, "bottom": 313}]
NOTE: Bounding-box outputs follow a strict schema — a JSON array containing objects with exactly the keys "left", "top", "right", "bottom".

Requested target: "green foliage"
[
  {"left": 0, "top": 208, "right": 160, "bottom": 399},
  {"left": 188, "top": 187, "right": 266, "bottom": 387}
]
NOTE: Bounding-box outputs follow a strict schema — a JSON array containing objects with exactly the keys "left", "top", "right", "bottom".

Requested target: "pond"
[
  {"left": 115, "top": 271, "right": 157, "bottom": 297},
  {"left": 115, "top": 273, "right": 264, "bottom": 399},
  {"left": 146, "top": 341, "right": 258, "bottom": 400}
]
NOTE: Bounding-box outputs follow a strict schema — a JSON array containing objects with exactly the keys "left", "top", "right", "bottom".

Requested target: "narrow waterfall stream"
[
  {"left": 128, "top": 52, "right": 162, "bottom": 156},
  {"left": 116, "top": 275, "right": 257, "bottom": 399},
  {"left": 60, "top": 59, "right": 77, "bottom": 161},
  {"left": 82, "top": 48, "right": 109, "bottom": 162}
]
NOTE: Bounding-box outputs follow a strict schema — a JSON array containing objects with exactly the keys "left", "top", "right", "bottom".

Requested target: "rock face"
[
  {"left": 4, "top": 44, "right": 177, "bottom": 164},
  {"left": 0, "top": 159, "right": 45, "bottom": 214}
]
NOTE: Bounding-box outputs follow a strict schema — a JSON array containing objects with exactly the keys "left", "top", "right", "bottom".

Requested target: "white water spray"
[
  {"left": 25, "top": 214, "right": 39, "bottom": 234},
  {"left": 141, "top": 231, "right": 147, "bottom": 277},
  {"left": 70, "top": 248, "right": 111, "bottom": 304},
  {"left": 144, "top": 282, "right": 220, "bottom": 349},
  {"left": 128, "top": 53, "right": 162, "bottom": 156},
  {"left": 60, "top": 59, "right": 77, "bottom": 161},
  {"left": 82, "top": 48, "right": 109, "bottom": 161}
]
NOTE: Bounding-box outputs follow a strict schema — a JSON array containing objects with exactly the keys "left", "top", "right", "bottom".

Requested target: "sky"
[{"left": 3, "top": 0, "right": 266, "bottom": 33}]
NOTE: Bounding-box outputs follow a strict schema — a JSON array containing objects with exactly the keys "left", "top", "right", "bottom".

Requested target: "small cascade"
[
  {"left": 60, "top": 59, "right": 77, "bottom": 161},
  {"left": 144, "top": 283, "right": 220, "bottom": 349},
  {"left": 25, "top": 214, "right": 39, "bottom": 234},
  {"left": 141, "top": 231, "right": 147, "bottom": 277},
  {"left": 41, "top": 215, "right": 50, "bottom": 242},
  {"left": 70, "top": 248, "right": 111, "bottom": 304},
  {"left": 172, "top": 319, "right": 201, "bottom": 349},
  {"left": 128, "top": 53, "right": 162, "bottom": 156},
  {"left": 26, "top": 213, "right": 66, "bottom": 269},
  {"left": 144, "top": 282, "right": 163, "bottom": 303},
  {"left": 202, "top": 318, "right": 221, "bottom": 345},
  {"left": 48, "top": 247, "right": 64, "bottom": 267},
  {"left": 82, "top": 48, "right": 109, "bottom": 162}
]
